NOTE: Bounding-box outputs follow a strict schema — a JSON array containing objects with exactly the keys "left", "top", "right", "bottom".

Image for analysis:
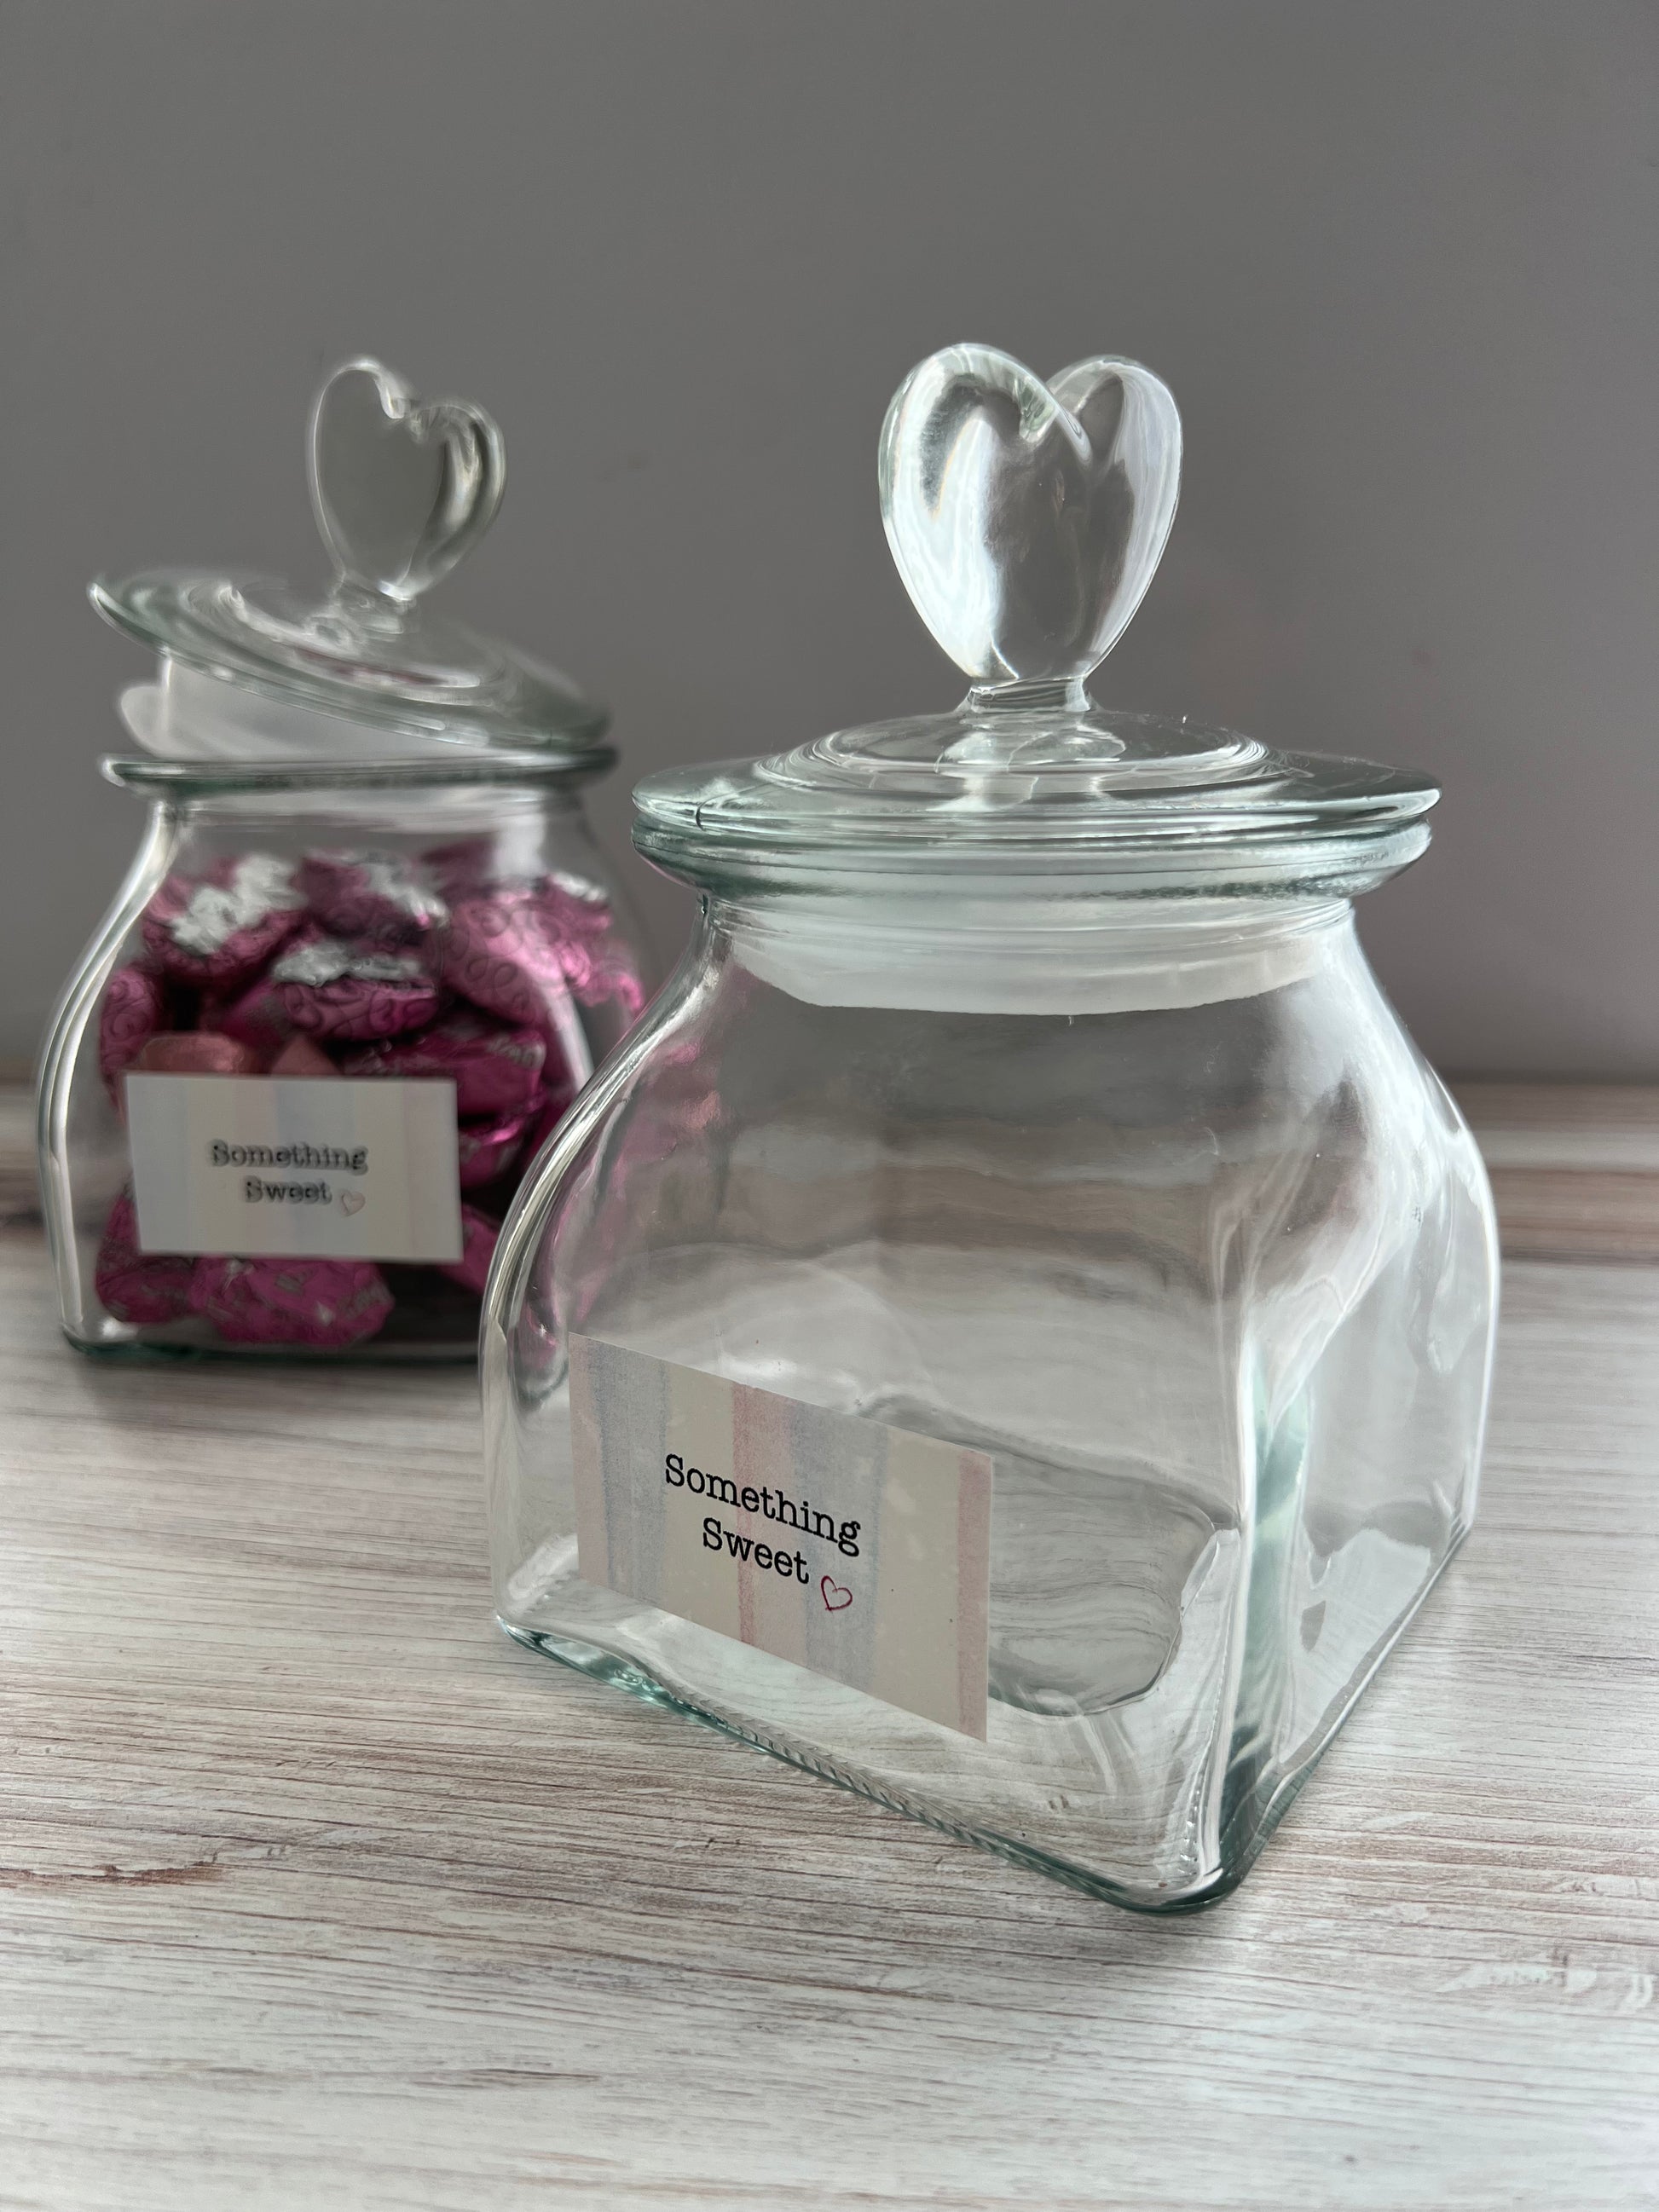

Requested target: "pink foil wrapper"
[
  {"left": 99, "top": 964, "right": 167, "bottom": 1096},
  {"left": 207, "top": 945, "right": 315, "bottom": 1059},
  {"left": 297, "top": 850, "right": 447, "bottom": 949},
  {"left": 456, "top": 1106, "right": 534, "bottom": 1190},
  {"left": 440, "top": 888, "right": 572, "bottom": 1031},
  {"left": 269, "top": 1036, "right": 340, "bottom": 1078},
  {"left": 94, "top": 1191, "right": 194, "bottom": 1325},
  {"left": 188, "top": 1256, "right": 394, "bottom": 1349},
  {"left": 436, "top": 1204, "right": 500, "bottom": 1297},
  {"left": 142, "top": 854, "right": 306, "bottom": 985},
  {"left": 132, "top": 1031, "right": 261, "bottom": 1077},
  {"left": 339, "top": 1007, "right": 546, "bottom": 1119},
  {"left": 535, "top": 879, "right": 646, "bottom": 1016},
  {"left": 442, "top": 881, "right": 644, "bottom": 1072},
  {"left": 273, "top": 936, "right": 441, "bottom": 1042}
]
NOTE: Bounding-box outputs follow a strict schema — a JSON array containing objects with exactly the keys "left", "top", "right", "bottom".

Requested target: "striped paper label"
[
  {"left": 569, "top": 1336, "right": 993, "bottom": 1737},
  {"left": 124, "top": 1072, "right": 462, "bottom": 1263}
]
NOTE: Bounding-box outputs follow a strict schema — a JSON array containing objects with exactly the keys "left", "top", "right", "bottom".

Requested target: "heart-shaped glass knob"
[
  {"left": 308, "top": 358, "right": 506, "bottom": 606},
  {"left": 879, "top": 344, "right": 1182, "bottom": 689}
]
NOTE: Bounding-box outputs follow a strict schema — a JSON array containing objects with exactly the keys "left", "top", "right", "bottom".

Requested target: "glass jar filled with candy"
[{"left": 39, "top": 359, "right": 649, "bottom": 1359}]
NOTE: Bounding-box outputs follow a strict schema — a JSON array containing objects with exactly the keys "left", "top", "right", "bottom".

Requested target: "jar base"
[
  {"left": 500, "top": 1617, "right": 1272, "bottom": 1914},
  {"left": 62, "top": 1325, "right": 478, "bottom": 1366},
  {"left": 496, "top": 1527, "right": 1468, "bottom": 1913}
]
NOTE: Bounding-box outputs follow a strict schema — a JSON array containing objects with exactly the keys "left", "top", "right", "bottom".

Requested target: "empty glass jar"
[
  {"left": 483, "top": 344, "right": 1498, "bottom": 1906},
  {"left": 39, "top": 358, "right": 647, "bottom": 1360}
]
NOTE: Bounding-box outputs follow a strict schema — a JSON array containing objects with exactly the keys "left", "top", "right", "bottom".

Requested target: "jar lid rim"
[
  {"left": 637, "top": 341, "right": 1436, "bottom": 895},
  {"left": 89, "top": 355, "right": 610, "bottom": 765},
  {"left": 102, "top": 747, "right": 615, "bottom": 797},
  {"left": 631, "top": 703, "right": 1437, "bottom": 896},
  {"left": 93, "top": 570, "right": 611, "bottom": 760}
]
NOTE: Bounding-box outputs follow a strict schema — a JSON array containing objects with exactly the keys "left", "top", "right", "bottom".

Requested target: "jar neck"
[
  {"left": 705, "top": 888, "right": 1355, "bottom": 1017},
  {"left": 136, "top": 781, "right": 583, "bottom": 840}
]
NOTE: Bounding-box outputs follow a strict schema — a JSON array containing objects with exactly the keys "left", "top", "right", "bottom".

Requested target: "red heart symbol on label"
[
  {"left": 820, "top": 1576, "right": 853, "bottom": 1613},
  {"left": 339, "top": 1189, "right": 366, "bottom": 1216}
]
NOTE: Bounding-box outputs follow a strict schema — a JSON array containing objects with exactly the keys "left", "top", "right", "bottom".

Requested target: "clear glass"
[
  {"left": 42, "top": 353, "right": 645, "bottom": 1362},
  {"left": 483, "top": 892, "right": 1497, "bottom": 1908},
  {"left": 93, "top": 355, "right": 605, "bottom": 759},
  {"left": 482, "top": 340, "right": 1497, "bottom": 1905},
  {"left": 40, "top": 765, "right": 647, "bottom": 1360}
]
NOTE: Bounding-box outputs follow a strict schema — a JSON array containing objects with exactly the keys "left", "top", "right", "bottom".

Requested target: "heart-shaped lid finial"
[
  {"left": 879, "top": 344, "right": 1181, "bottom": 690},
  {"left": 633, "top": 344, "right": 1439, "bottom": 901},
  {"left": 309, "top": 358, "right": 506, "bottom": 607},
  {"left": 90, "top": 355, "right": 608, "bottom": 761}
]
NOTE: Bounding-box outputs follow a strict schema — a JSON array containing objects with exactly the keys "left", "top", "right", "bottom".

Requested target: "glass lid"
[
  {"left": 634, "top": 344, "right": 1436, "bottom": 892},
  {"left": 92, "top": 357, "right": 609, "bottom": 763}
]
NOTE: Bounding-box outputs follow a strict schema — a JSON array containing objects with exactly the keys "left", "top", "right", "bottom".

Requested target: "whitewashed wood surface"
[{"left": 1, "top": 1223, "right": 1656, "bottom": 2210}]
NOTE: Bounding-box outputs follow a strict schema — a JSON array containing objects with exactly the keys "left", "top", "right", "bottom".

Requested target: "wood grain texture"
[
  {"left": 0, "top": 1222, "right": 1656, "bottom": 2210},
  {"left": 0, "top": 1083, "right": 35, "bottom": 1225},
  {"left": 1454, "top": 1083, "right": 1659, "bottom": 1262},
  {"left": 14, "top": 1080, "right": 1659, "bottom": 1256}
]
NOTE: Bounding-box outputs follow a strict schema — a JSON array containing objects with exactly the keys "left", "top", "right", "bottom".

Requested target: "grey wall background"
[{"left": 4, "top": 0, "right": 1656, "bottom": 1075}]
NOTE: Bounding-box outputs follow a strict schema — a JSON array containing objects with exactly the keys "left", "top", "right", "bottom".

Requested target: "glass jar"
[
  {"left": 483, "top": 345, "right": 1497, "bottom": 1908},
  {"left": 40, "top": 359, "right": 647, "bottom": 1360}
]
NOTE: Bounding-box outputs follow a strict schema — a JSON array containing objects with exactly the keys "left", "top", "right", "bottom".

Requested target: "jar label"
[
  {"left": 124, "top": 1072, "right": 463, "bottom": 1263},
  {"left": 569, "top": 1335, "right": 994, "bottom": 1738}
]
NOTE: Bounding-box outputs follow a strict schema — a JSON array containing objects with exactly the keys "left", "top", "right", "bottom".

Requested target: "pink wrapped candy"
[
  {"left": 437, "top": 1204, "right": 501, "bottom": 1297},
  {"left": 457, "top": 1105, "right": 534, "bottom": 1190},
  {"left": 142, "top": 853, "right": 306, "bottom": 985},
  {"left": 442, "top": 879, "right": 645, "bottom": 1056},
  {"left": 297, "top": 849, "right": 447, "bottom": 949},
  {"left": 441, "top": 887, "right": 575, "bottom": 1033},
  {"left": 535, "top": 878, "right": 646, "bottom": 1015},
  {"left": 132, "top": 1031, "right": 261, "bottom": 1077},
  {"left": 188, "top": 1256, "right": 393, "bottom": 1349},
  {"left": 339, "top": 1007, "right": 546, "bottom": 1119},
  {"left": 269, "top": 1036, "right": 339, "bottom": 1078},
  {"left": 272, "top": 936, "right": 441, "bottom": 1042},
  {"left": 94, "top": 1191, "right": 194, "bottom": 1325},
  {"left": 208, "top": 951, "right": 309, "bottom": 1059},
  {"left": 90, "top": 843, "right": 643, "bottom": 1349},
  {"left": 99, "top": 963, "right": 167, "bottom": 1098}
]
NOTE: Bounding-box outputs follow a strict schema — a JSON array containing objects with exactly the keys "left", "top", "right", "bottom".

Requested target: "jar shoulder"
[{"left": 513, "top": 928, "right": 1489, "bottom": 1264}]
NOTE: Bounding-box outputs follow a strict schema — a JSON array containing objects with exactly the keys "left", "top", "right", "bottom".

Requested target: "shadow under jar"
[
  {"left": 482, "top": 344, "right": 1498, "bottom": 1909},
  {"left": 39, "top": 357, "right": 648, "bottom": 1361}
]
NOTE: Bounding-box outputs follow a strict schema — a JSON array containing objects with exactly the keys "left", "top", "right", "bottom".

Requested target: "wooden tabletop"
[{"left": 3, "top": 1089, "right": 1657, "bottom": 2209}]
